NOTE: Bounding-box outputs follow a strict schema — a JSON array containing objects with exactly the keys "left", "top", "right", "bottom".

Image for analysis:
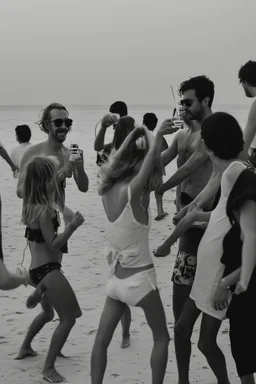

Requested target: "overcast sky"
[{"left": 0, "top": 0, "right": 255, "bottom": 106}]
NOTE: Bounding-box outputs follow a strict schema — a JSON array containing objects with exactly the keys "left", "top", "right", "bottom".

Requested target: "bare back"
[{"left": 102, "top": 182, "right": 149, "bottom": 227}]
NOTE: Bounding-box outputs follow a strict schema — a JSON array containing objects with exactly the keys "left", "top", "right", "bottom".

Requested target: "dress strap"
[{"left": 127, "top": 184, "right": 132, "bottom": 203}]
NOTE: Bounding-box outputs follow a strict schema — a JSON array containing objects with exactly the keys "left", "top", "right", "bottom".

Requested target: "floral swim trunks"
[{"left": 171, "top": 251, "right": 197, "bottom": 285}]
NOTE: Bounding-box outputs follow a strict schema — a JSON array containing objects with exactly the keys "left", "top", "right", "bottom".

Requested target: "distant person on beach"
[
  {"left": 10, "top": 125, "right": 32, "bottom": 175},
  {"left": 0, "top": 193, "right": 29, "bottom": 289},
  {"left": 170, "top": 112, "right": 245, "bottom": 384},
  {"left": 94, "top": 101, "right": 128, "bottom": 166},
  {"left": 0, "top": 140, "right": 18, "bottom": 177},
  {"left": 91, "top": 126, "right": 170, "bottom": 384},
  {"left": 238, "top": 60, "right": 256, "bottom": 164},
  {"left": 142, "top": 112, "right": 169, "bottom": 220},
  {"left": 16, "top": 156, "right": 84, "bottom": 383},
  {"left": 16, "top": 102, "right": 89, "bottom": 226}
]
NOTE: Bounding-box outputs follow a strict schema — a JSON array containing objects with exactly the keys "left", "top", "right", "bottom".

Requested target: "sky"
[{"left": 0, "top": 0, "right": 255, "bottom": 106}]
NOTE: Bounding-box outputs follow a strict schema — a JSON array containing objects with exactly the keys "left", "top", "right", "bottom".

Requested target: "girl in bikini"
[
  {"left": 91, "top": 126, "right": 170, "bottom": 384},
  {"left": 16, "top": 156, "right": 84, "bottom": 383}
]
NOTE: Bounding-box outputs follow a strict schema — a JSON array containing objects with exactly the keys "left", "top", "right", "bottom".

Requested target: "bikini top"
[{"left": 25, "top": 211, "right": 67, "bottom": 253}]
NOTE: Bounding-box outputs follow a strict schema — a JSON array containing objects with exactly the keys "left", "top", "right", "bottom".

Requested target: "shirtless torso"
[{"left": 175, "top": 125, "right": 212, "bottom": 200}]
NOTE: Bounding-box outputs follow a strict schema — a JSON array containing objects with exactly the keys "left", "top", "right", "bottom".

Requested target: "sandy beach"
[{"left": 0, "top": 105, "right": 244, "bottom": 383}]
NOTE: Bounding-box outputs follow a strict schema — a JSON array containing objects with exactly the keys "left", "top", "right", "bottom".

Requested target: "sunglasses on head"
[
  {"left": 50, "top": 118, "right": 73, "bottom": 129},
  {"left": 180, "top": 99, "right": 194, "bottom": 107}
]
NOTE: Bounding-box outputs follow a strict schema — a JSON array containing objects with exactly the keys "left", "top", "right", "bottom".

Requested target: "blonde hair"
[
  {"left": 22, "top": 156, "right": 63, "bottom": 225},
  {"left": 98, "top": 127, "right": 162, "bottom": 196}
]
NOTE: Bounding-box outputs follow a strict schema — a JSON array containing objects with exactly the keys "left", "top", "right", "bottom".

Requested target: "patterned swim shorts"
[{"left": 171, "top": 251, "right": 197, "bottom": 286}]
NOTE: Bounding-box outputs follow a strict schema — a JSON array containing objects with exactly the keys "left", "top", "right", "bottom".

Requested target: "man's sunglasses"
[
  {"left": 180, "top": 99, "right": 194, "bottom": 107},
  {"left": 50, "top": 118, "right": 73, "bottom": 128}
]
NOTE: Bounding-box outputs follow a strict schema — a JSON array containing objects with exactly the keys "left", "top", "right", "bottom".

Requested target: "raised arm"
[
  {"left": 94, "top": 114, "right": 118, "bottom": 152},
  {"left": 130, "top": 128, "right": 162, "bottom": 197},
  {"left": 160, "top": 142, "right": 209, "bottom": 194},
  {"left": 239, "top": 99, "right": 256, "bottom": 160}
]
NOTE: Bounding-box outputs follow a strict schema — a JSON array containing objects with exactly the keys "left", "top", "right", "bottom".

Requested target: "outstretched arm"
[
  {"left": 160, "top": 142, "right": 209, "bottom": 193},
  {"left": 174, "top": 169, "right": 221, "bottom": 223}
]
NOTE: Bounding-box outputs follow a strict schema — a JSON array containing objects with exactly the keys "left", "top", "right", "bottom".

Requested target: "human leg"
[
  {"left": 137, "top": 289, "right": 170, "bottom": 384},
  {"left": 172, "top": 283, "right": 192, "bottom": 323},
  {"left": 41, "top": 269, "right": 82, "bottom": 382},
  {"left": 198, "top": 313, "right": 230, "bottom": 384},
  {"left": 174, "top": 298, "right": 201, "bottom": 384},
  {"left": 91, "top": 296, "right": 126, "bottom": 384},
  {"left": 16, "top": 293, "right": 54, "bottom": 359},
  {"left": 120, "top": 304, "right": 131, "bottom": 348},
  {"left": 154, "top": 192, "right": 168, "bottom": 221}
]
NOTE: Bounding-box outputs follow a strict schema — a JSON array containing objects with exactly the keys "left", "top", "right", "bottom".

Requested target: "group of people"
[{"left": 0, "top": 60, "right": 256, "bottom": 384}]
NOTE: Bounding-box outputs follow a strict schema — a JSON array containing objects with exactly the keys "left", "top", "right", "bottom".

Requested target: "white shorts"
[{"left": 106, "top": 268, "right": 157, "bottom": 306}]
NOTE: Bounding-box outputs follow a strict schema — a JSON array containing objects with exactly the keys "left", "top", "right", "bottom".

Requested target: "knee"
[
  {"left": 197, "top": 337, "right": 215, "bottom": 356},
  {"left": 43, "top": 309, "right": 55, "bottom": 323},
  {"left": 154, "top": 329, "right": 170, "bottom": 347},
  {"left": 174, "top": 321, "right": 190, "bottom": 342}
]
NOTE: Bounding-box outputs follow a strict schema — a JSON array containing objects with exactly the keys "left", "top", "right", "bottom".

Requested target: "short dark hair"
[
  {"left": 238, "top": 60, "right": 256, "bottom": 86},
  {"left": 201, "top": 112, "right": 244, "bottom": 160},
  {"left": 38, "top": 102, "right": 68, "bottom": 133},
  {"left": 142, "top": 113, "right": 158, "bottom": 131},
  {"left": 109, "top": 101, "right": 128, "bottom": 117},
  {"left": 15, "top": 125, "right": 31, "bottom": 143},
  {"left": 179, "top": 75, "right": 215, "bottom": 107}
]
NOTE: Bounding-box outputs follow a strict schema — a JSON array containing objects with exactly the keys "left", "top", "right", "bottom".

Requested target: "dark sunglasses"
[
  {"left": 180, "top": 99, "right": 194, "bottom": 107},
  {"left": 50, "top": 118, "right": 73, "bottom": 128}
]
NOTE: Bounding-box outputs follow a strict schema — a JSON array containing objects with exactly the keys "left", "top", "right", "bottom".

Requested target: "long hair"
[
  {"left": 112, "top": 116, "right": 135, "bottom": 150},
  {"left": 98, "top": 127, "right": 162, "bottom": 196},
  {"left": 22, "top": 156, "right": 63, "bottom": 225}
]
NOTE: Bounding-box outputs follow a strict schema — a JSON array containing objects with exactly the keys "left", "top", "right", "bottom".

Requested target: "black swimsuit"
[{"left": 25, "top": 211, "right": 67, "bottom": 286}]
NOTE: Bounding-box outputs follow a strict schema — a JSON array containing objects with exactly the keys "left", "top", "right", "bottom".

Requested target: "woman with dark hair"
[{"left": 169, "top": 112, "right": 245, "bottom": 384}]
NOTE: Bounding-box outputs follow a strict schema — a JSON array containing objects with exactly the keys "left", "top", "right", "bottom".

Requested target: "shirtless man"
[
  {"left": 15, "top": 103, "right": 88, "bottom": 362},
  {"left": 154, "top": 76, "right": 218, "bottom": 384},
  {"left": 175, "top": 61, "right": 256, "bottom": 219},
  {"left": 17, "top": 102, "right": 89, "bottom": 219}
]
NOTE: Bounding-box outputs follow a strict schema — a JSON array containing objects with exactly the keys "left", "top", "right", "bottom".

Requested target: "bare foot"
[
  {"left": 153, "top": 244, "right": 170, "bottom": 257},
  {"left": 42, "top": 367, "right": 65, "bottom": 383},
  {"left": 154, "top": 212, "right": 168, "bottom": 221},
  {"left": 15, "top": 346, "right": 37, "bottom": 360},
  {"left": 121, "top": 335, "right": 130, "bottom": 349}
]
